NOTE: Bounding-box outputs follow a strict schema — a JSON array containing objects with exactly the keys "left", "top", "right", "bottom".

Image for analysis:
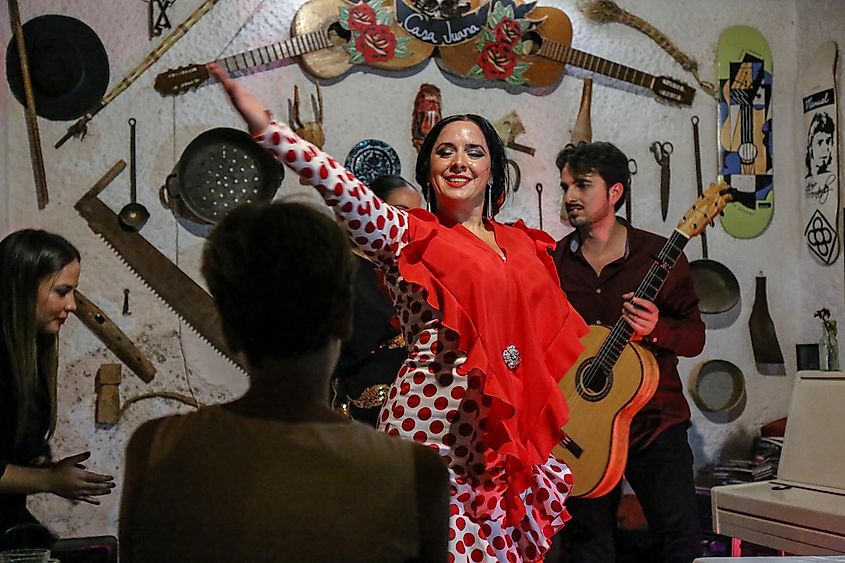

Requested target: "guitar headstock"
[
  {"left": 652, "top": 76, "right": 696, "bottom": 106},
  {"left": 154, "top": 64, "right": 211, "bottom": 96},
  {"left": 677, "top": 182, "right": 733, "bottom": 238}
]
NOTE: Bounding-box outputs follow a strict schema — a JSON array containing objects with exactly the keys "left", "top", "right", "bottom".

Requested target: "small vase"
[{"left": 820, "top": 329, "right": 840, "bottom": 371}]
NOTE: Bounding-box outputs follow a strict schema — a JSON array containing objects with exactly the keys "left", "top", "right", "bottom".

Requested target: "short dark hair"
[
  {"left": 556, "top": 141, "right": 630, "bottom": 212},
  {"left": 369, "top": 174, "right": 415, "bottom": 202},
  {"left": 415, "top": 114, "right": 509, "bottom": 217},
  {"left": 201, "top": 202, "right": 355, "bottom": 366}
]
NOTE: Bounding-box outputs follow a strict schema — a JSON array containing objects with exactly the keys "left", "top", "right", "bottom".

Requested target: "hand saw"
[
  {"left": 74, "top": 161, "right": 245, "bottom": 371},
  {"left": 73, "top": 289, "right": 156, "bottom": 383}
]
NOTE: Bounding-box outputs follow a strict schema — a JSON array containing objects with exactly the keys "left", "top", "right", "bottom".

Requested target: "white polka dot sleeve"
[{"left": 254, "top": 122, "right": 410, "bottom": 266}]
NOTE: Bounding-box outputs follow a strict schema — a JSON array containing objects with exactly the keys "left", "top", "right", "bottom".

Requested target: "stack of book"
[{"left": 700, "top": 435, "right": 784, "bottom": 487}]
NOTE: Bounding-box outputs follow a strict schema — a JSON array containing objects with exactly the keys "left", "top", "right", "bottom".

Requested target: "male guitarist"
[{"left": 552, "top": 141, "right": 705, "bottom": 563}]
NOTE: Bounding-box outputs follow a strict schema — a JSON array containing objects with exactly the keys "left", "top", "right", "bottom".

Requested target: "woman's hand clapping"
[{"left": 45, "top": 451, "right": 115, "bottom": 505}]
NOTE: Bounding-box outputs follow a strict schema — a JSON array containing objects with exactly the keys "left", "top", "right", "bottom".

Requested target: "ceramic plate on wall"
[{"left": 345, "top": 139, "right": 401, "bottom": 186}]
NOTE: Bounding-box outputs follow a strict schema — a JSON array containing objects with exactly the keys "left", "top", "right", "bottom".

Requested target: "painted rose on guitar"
[{"left": 340, "top": 0, "right": 414, "bottom": 64}]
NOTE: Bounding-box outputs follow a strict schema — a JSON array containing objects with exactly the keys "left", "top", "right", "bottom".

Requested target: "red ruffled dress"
[{"left": 256, "top": 122, "right": 588, "bottom": 562}]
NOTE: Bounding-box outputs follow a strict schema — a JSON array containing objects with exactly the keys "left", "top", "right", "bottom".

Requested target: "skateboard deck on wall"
[
  {"left": 800, "top": 41, "right": 840, "bottom": 265},
  {"left": 717, "top": 26, "right": 774, "bottom": 239}
]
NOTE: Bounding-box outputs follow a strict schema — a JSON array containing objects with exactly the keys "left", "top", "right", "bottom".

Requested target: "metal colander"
[{"left": 163, "top": 127, "right": 283, "bottom": 224}]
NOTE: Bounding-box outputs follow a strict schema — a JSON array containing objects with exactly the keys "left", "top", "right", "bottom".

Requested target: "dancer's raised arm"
[{"left": 210, "top": 64, "right": 409, "bottom": 266}]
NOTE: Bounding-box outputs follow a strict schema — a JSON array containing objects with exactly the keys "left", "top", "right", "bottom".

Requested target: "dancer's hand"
[{"left": 208, "top": 63, "right": 271, "bottom": 134}]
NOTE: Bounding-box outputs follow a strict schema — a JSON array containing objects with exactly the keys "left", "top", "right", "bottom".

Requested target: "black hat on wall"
[{"left": 6, "top": 14, "right": 110, "bottom": 121}]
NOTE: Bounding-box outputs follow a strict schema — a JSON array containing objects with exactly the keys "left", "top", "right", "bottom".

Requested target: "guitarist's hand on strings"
[
  {"left": 621, "top": 292, "right": 659, "bottom": 341},
  {"left": 208, "top": 63, "right": 271, "bottom": 135}
]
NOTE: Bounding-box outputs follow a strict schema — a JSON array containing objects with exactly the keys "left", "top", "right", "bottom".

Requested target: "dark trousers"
[{"left": 564, "top": 424, "right": 701, "bottom": 563}]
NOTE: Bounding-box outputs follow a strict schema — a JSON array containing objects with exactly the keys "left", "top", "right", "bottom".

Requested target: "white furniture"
[{"left": 710, "top": 371, "right": 845, "bottom": 555}]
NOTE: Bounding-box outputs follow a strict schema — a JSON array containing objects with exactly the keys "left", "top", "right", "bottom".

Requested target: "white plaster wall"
[{"left": 0, "top": 0, "right": 839, "bottom": 539}]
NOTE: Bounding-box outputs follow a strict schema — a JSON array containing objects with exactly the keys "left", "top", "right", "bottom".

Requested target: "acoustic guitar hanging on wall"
[
  {"left": 436, "top": 3, "right": 694, "bottom": 104},
  {"left": 155, "top": 0, "right": 434, "bottom": 95}
]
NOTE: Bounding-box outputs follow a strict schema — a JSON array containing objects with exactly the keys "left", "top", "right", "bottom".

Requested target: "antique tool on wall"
[
  {"left": 73, "top": 289, "right": 156, "bottom": 383},
  {"left": 650, "top": 141, "right": 672, "bottom": 221},
  {"left": 155, "top": 0, "right": 434, "bottom": 95},
  {"left": 749, "top": 274, "right": 785, "bottom": 375},
  {"left": 535, "top": 182, "right": 544, "bottom": 230},
  {"left": 436, "top": 6, "right": 694, "bottom": 104},
  {"left": 56, "top": 0, "right": 221, "bottom": 148},
  {"left": 292, "top": 84, "right": 325, "bottom": 149},
  {"left": 161, "top": 127, "right": 283, "bottom": 225},
  {"left": 95, "top": 364, "right": 122, "bottom": 425},
  {"left": 492, "top": 111, "right": 536, "bottom": 156},
  {"left": 75, "top": 161, "right": 245, "bottom": 371},
  {"left": 7, "top": 0, "right": 48, "bottom": 208},
  {"left": 580, "top": 0, "right": 717, "bottom": 98},
  {"left": 555, "top": 181, "right": 733, "bottom": 498},
  {"left": 625, "top": 158, "right": 636, "bottom": 223},
  {"left": 118, "top": 118, "right": 150, "bottom": 231},
  {"left": 570, "top": 79, "right": 593, "bottom": 145},
  {"left": 149, "top": 0, "right": 175, "bottom": 39},
  {"left": 689, "top": 115, "right": 739, "bottom": 315}
]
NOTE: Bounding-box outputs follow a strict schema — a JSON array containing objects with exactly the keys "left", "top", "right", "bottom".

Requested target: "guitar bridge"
[{"left": 560, "top": 432, "right": 583, "bottom": 459}]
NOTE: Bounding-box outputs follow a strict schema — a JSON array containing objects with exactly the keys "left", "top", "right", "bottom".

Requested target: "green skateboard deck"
[
  {"left": 801, "top": 41, "right": 840, "bottom": 265},
  {"left": 717, "top": 26, "right": 774, "bottom": 239}
]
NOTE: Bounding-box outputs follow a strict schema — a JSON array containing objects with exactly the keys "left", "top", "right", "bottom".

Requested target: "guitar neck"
[
  {"left": 593, "top": 230, "right": 690, "bottom": 372},
  {"left": 538, "top": 40, "right": 655, "bottom": 90},
  {"left": 215, "top": 29, "right": 333, "bottom": 74}
]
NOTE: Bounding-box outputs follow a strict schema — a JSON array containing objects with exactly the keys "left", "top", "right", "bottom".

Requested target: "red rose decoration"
[
  {"left": 494, "top": 17, "right": 522, "bottom": 46},
  {"left": 477, "top": 41, "right": 517, "bottom": 80},
  {"left": 356, "top": 24, "right": 397, "bottom": 63},
  {"left": 348, "top": 2, "right": 378, "bottom": 32}
]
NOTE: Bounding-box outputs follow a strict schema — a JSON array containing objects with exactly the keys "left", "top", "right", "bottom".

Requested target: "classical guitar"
[
  {"left": 155, "top": 0, "right": 433, "bottom": 95},
  {"left": 554, "top": 182, "right": 732, "bottom": 498},
  {"left": 436, "top": 5, "right": 694, "bottom": 105}
]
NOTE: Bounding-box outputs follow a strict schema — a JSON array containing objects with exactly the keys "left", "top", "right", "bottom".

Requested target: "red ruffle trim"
[{"left": 397, "top": 209, "right": 588, "bottom": 525}]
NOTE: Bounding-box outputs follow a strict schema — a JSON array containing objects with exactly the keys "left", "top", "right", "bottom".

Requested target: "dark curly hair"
[
  {"left": 415, "top": 114, "right": 509, "bottom": 217},
  {"left": 201, "top": 202, "right": 356, "bottom": 366},
  {"left": 556, "top": 141, "right": 630, "bottom": 212}
]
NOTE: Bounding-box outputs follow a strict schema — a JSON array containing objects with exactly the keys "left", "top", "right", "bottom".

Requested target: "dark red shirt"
[{"left": 552, "top": 221, "right": 705, "bottom": 452}]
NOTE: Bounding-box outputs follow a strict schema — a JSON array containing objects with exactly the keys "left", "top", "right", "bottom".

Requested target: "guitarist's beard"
[{"left": 566, "top": 199, "right": 615, "bottom": 230}]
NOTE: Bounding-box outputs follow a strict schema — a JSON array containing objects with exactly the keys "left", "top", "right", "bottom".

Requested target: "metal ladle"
[{"left": 119, "top": 118, "right": 150, "bottom": 231}]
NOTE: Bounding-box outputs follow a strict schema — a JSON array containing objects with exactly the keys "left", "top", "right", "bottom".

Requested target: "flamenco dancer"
[{"left": 211, "top": 64, "right": 588, "bottom": 562}]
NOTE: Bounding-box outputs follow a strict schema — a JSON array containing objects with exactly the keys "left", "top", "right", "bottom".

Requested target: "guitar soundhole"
[
  {"left": 327, "top": 22, "right": 351, "bottom": 46},
  {"left": 575, "top": 357, "right": 612, "bottom": 402},
  {"left": 522, "top": 31, "right": 542, "bottom": 56}
]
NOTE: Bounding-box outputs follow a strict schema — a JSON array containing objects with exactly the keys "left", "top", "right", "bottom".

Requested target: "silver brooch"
[{"left": 502, "top": 345, "right": 521, "bottom": 369}]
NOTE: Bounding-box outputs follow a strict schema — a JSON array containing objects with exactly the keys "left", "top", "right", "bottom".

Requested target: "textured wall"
[{"left": 0, "top": 0, "right": 841, "bottom": 539}]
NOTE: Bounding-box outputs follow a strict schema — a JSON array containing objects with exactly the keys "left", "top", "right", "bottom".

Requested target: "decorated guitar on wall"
[
  {"left": 436, "top": 3, "right": 694, "bottom": 104},
  {"left": 155, "top": 0, "right": 433, "bottom": 95},
  {"left": 553, "top": 181, "right": 732, "bottom": 498}
]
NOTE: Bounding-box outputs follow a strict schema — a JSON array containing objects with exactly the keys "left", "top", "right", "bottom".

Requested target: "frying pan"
[{"left": 688, "top": 116, "right": 740, "bottom": 314}]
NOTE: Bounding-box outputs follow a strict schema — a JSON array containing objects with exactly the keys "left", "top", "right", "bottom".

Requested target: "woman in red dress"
[{"left": 211, "top": 64, "right": 588, "bottom": 562}]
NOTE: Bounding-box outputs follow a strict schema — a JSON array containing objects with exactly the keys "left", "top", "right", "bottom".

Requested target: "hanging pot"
[
  {"left": 160, "top": 127, "right": 284, "bottom": 225},
  {"left": 689, "top": 359, "right": 746, "bottom": 413}
]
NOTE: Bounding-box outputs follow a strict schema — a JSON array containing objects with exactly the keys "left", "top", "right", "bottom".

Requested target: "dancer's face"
[{"left": 428, "top": 121, "right": 492, "bottom": 217}]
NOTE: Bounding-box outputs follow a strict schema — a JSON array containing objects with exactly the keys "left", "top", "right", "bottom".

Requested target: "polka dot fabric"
[{"left": 256, "top": 122, "right": 578, "bottom": 561}]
